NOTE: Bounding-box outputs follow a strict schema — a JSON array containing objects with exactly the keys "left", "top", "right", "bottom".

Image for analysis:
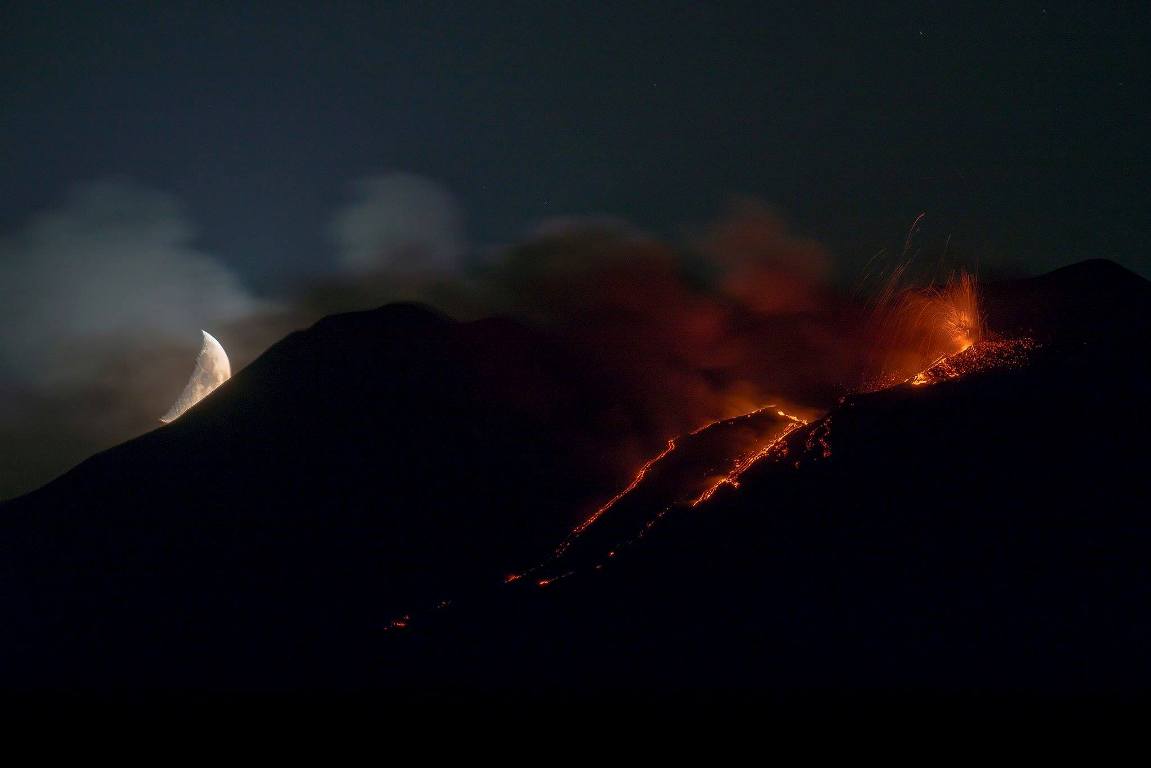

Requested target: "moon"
[{"left": 159, "top": 331, "right": 232, "bottom": 423}]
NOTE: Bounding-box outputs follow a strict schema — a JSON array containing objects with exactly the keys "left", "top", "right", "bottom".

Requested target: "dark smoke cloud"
[
  {"left": 2, "top": 175, "right": 878, "bottom": 499},
  {"left": 474, "top": 206, "right": 870, "bottom": 447}
]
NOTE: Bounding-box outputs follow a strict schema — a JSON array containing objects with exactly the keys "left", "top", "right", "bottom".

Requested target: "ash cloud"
[
  {"left": 2, "top": 173, "right": 877, "bottom": 499},
  {"left": 471, "top": 205, "right": 869, "bottom": 455}
]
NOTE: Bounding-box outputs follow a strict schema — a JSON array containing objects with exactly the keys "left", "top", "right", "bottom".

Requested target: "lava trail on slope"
[
  {"left": 503, "top": 332, "right": 1041, "bottom": 594},
  {"left": 504, "top": 406, "right": 808, "bottom": 588}
]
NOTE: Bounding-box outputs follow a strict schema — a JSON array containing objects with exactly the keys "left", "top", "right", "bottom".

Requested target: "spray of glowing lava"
[
  {"left": 928, "top": 272, "right": 983, "bottom": 352},
  {"left": 865, "top": 269, "right": 988, "bottom": 389}
]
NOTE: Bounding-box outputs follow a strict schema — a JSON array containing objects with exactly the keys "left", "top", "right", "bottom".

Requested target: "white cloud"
[
  {"left": 331, "top": 173, "right": 464, "bottom": 274},
  {"left": 0, "top": 178, "right": 264, "bottom": 389}
]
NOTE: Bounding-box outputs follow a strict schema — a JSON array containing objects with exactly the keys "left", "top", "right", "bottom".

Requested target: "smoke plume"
[{"left": 1, "top": 175, "right": 920, "bottom": 499}]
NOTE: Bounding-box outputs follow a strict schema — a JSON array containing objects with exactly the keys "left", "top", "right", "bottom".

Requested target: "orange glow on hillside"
[
  {"left": 689, "top": 409, "right": 808, "bottom": 506},
  {"left": 384, "top": 270, "right": 1047, "bottom": 636},
  {"left": 556, "top": 438, "right": 677, "bottom": 556},
  {"left": 908, "top": 338, "right": 1036, "bottom": 387}
]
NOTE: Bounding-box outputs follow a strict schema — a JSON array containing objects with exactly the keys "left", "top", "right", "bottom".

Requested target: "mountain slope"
[
  {"left": 383, "top": 260, "right": 1151, "bottom": 693},
  {"left": 0, "top": 303, "right": 642, "bottom": 687}
]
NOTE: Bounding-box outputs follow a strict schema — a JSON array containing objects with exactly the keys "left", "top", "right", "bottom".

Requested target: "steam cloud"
[
  {"left": 0, "top": 179, "right": 270, "bottom": 497},
  {"left": 0, "top": 179, "right": 264, "bottom": 388},
  {"left": 2, "top": 174, "right": 884, "bottom": 498},
  {"left": 331, "top": 173, "right": 465, "bottom": 275}
]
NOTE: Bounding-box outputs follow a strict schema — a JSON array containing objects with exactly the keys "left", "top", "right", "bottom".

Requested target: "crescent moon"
[{"left": 159, "top": 330, "right": 232, "bottom": 423}]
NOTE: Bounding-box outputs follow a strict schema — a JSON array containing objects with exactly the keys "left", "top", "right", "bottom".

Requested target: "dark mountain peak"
[
  {"left": 1039, "top": 257, "right": 1148, "bottom": 287},
  {"left": 258, "top": 301, "right": 455, "bottom": 367},
  {"left": 983, "top": 258, "right": 1150, "bottom": 342},
  {"left": 309, "top": 301, "right": 452, "bottom": 335}
]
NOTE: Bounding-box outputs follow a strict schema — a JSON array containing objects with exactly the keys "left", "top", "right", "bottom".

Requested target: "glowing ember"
[
  {"left": 384, "top": 614, "right": 411, "bottom": 631},
  {"left": 537, "top": 571, "right": 574, "bottom": 588},
  {"left": 804, "top": 417, "right": 834, "bottom": 459},
  {"left": 907, "top": 338, "right": 1036, "bottom": 387}
]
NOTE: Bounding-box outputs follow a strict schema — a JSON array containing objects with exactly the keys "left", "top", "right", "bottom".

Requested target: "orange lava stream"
[
  {"left": 519, "top": 340, "right": 1034, "bottom": 592},
  {"left": 554, "top": 438, "right": 678, "bottom": 557},
  {"left": 689, "top": 410, "right": 808, "bottom": 507},
  {"left": 552, "top": 405, "right": 805, "bottom": 557},
  {"left": 909, "top": 352, "right": 955, "bottom": 386},
  {"left": 907, "top": 338, "right": 1036, "bottom": 387}
]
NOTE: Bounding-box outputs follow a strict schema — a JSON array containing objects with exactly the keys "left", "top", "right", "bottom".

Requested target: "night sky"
[{"left": 3, "top": 1, "right": 1147, "bottom": 287}]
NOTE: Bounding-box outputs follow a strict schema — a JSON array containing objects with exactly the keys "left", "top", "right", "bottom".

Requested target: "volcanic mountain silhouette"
[
  {"left": 0, "top": 303, "right": 643, "bottom": 687},
  {"left": 391, "top": 259, "right": 1151, "bottom": 693},
  {"left": 2, "top": 260, "right": 1149, "bottom": 694}
]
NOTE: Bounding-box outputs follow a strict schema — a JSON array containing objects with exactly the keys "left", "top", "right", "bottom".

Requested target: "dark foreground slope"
[
  {"left": 386, "top": 260, "right": 1151, "bottom": 694},
  {"left": 0, "top": 304, "right": 641, "bottom": 687}
]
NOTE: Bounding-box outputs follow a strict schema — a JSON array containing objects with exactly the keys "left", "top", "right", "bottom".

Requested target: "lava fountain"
[{"left": 866, "top": 269, "right": 987, "bottom": 388}]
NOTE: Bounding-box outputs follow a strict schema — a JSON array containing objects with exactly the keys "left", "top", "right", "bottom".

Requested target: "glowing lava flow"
[
  {"left": 555, "top": 439, "right": 677, "bottom": 556},
  {"left": 908, "top": 338, "right": 1036, "bottom": 387},
  {"left": 689, "top": 410, "right": 808, "bottom": 507},
  {"left": 551, "top": 406, "right": 807, "bottom": 559},
  {"left": 513, "top": 337, "right": 1033, "bottom": 594}
]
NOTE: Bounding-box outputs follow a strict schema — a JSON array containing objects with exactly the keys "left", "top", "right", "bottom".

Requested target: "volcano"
[
  {"left": 0, "top": 303, "right": 643, "bottom": 687},
  {"left": 2, "top": 259, "right": 1150, "bottom": 695}
]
